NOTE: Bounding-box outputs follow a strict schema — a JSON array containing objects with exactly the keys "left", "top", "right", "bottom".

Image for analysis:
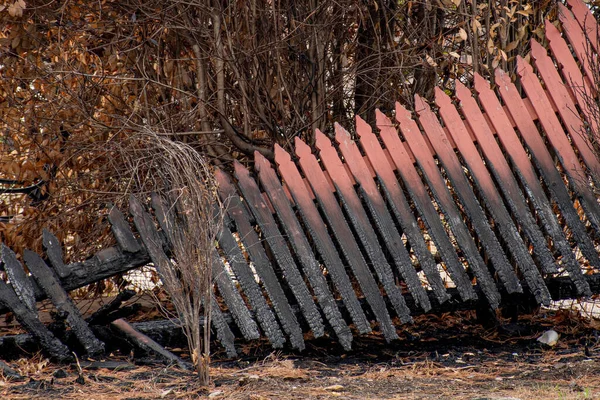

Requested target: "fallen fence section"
[{"left": 0, "top": 0, "right": 600, "bottom": 360}]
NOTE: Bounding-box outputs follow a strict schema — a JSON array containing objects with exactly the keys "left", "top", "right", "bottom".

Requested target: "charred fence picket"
[{"left": 1, "top": 0, "right": 600, "bottom": 360}]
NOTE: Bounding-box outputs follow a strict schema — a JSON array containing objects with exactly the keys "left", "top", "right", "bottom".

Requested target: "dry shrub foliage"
[{"left": 0, "top": 0, "right": 586, "bottom": 257}]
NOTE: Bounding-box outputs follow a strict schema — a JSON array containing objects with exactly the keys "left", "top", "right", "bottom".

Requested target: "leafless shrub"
[{"left": 117, "top": 128, "right": 225, "bottom": 384}]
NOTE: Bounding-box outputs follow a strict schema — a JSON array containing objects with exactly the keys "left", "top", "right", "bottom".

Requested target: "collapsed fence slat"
[
  {"left": 396, "top": 102, "right": 501, "bottom": 308},
  {"left": 216, "top": 214, "right": 286, "bottom": 348},
  {"left": 233, "top": 161, "right": 326, "bottom": 339},
  {"left": 496, "top": 69, "right": 596, "bottom": 295},
  {"left": 335, "top": 122, "right": 433, "bottom": 311},
  {"left": 108, "top": 206, "right": 142, "bottom": 254},
  {"left": 473, "top": 73, "right": 590, "bottom": 274},
  {"left": 531, "top": 39, "right": 600, "bottom": 182},
  {"left": 42, "top": 230, "right": 71, "bottom": 279},
  {"left": 129, "top": 195, "right": 238, "bottom": 356},
  {"left": 216, "top": 170, "right": 305, "bottom": 351},
  {"left": 315, "top": 131, "right": 413, "bottom": 324},
  {"left": 355, "top": 117, "right": 451, "bottom": 305},
  {"left": 274, "top": 145, "right": 371, "bottom": 335},
  {"left": 293, "top": 138, "right": 398, "bottom": 341},
  {"left": 1, "top": 244, "right": 36, "bottom": 313},
  {"left": 255, "top": 152, "right": 353, "bottom": 350},
  {"left": 375, "top": 111, "right": 477, "bottom": 303},
  {"left": 23, "top": 250, "right": 105, "bottom": 357},
  {"left": 437, "top": 87, "right": 550, "bottom": 305},
  {"left": 0, "top": 278, "right": 72, "bottom": 362},
  {"left": 455, "top": 81, "right": 559, "bottom": 275}
]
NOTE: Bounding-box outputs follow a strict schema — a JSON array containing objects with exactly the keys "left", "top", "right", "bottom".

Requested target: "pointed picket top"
[
  {"left": 558, "top": 3, "right": 595, "bottom": 82},
  {"left": 1, "top": 243, "right": 37, "bottom": 313},
  {"left": 274, "top": 143, "right": 291, "bottom": 164}
]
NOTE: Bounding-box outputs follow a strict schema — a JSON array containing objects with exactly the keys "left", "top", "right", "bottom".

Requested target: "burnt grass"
[{"left": 3, "top": 308, "right": 600, "bottom": 399}]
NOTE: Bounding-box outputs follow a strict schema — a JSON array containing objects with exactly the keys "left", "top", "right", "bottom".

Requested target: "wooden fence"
[{"left": 1, "top": 0, "right": 599, "bottom": 359}]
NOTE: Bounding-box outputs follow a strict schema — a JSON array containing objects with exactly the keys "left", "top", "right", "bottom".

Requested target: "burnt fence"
[{"left": 1, "top": 0, "right": 600, "bottom": 360}]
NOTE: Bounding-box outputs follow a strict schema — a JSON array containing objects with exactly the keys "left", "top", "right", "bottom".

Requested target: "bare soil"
[{"left": 2, "top": 308, "right": 600, "bottom": 399}]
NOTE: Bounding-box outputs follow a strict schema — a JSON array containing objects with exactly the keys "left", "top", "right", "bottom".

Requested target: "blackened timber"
[
  {"left": 255, "top": 152, "right": 353, "bottom": 350},
  {"left": 417, "top": 95, "right": 517, "bottom": 304},
  {"left": 218, "top": 213, "right": 286, "bottom": 348},
  {"left": 1, "top": 244, "right": 36, "bottom": 313},
  {"left": 337, "top": 121, "right": 433, "bottom": 310},
  {"left": 216, "top": 170, "right": 305, "bottom": 351},
  {"left": 496, "top": 68, "right": 593, "bottom": 296},
  {"left": 212, "top": 250, "right": 261, "bottom": 341},
  {"left": 0, "top": 246, "right": 150, "bottom": 317},
  {"left": 233, "top": 161, "right": 325, "bottom": 338},
  {"left": 376, "top": 111, "right": 477, "bottom": 302},
  {"left": 0, "top": 279, "right": 72, "bottom": 362},
  {"left": 42, "top": 229, "right": 71, "bottom": 279},
  {"left": 110, "top": 318, "right": 191, "bottom": 370},
  {"left": 108, "top": 206, "right": 142, "bottom": 253},
  {"left": 23, "top": 250, "right": 105, "bottom": 357},
  {"left": 436, "top": 87, "right": 550, "bottom": 305},
  {"left": 87, "top": 290, "right": 136, "bottom": 326},
  {"left": 315, "top": 130, "right": 413, "bottom": 324},
  {"left": 294, "top": 138, "right": 398, "bottom": 341},
  {"left": 211, "top": 293, "right": 238, "bottom": 358},
  {"left": 274, "top": 144, "right": 371, "bottom": 335},
  {"left": 396, "top": 102, "right": 501, "bottom": 309},
  {"left": 129, "top": 195, "right": 238, "bottom": 356}
]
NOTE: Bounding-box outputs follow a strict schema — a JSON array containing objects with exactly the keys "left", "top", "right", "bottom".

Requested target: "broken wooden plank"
[
  {"left": 376, "top": 110, "right": 477, "bottom": 303},
  {"left": 255, "top": 151, "right": 353, "bottom": 350},
  {"left": 111, "top": 318, "right": 191, "bottom": 370},
  {"left": 439, "top": 86, "right": 550, "bottom": 305},
  {"left": 234, "top": 161, "right": 325, "bottom": 338},
  {"left": 42, "top": 230, "right": 71, "bottom": 279},
  {"left": 129, "top": 195, "right": 238, "bottom": 356},
  {"left": 216, "top": 170, "right": 305, "bottom": 351},
  {"left": 396, "top": 101, "right": 501, "bottom": 309},
  {"left": 337, "top": 121, "right": 436, "bottom": 310},
  {"left": 23, "top": 250, "right": 105, "bottom": 357},
  {"left": 0, "top": 278, "right": 72, "bottom": 362},
  {"left": 87, "top": 290, "right": 136, "bottom": 326},
  {"left": 275, "top": 144, "right": 371, "bottom": 335},
  {"left": 315, "top": 130, "right": 412, "bottom": 324},
  {"left": 210, "top": 294, "right": 238, "bottom": 358},
  {"left": 294, "top": 138, "right": 399, "bottom": 341},
  {"left": 108, "top": 206, "right": 142, "bottom": 253},
  {"left": 1, "top": 244, "right": 36, "bottom": 313}
]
